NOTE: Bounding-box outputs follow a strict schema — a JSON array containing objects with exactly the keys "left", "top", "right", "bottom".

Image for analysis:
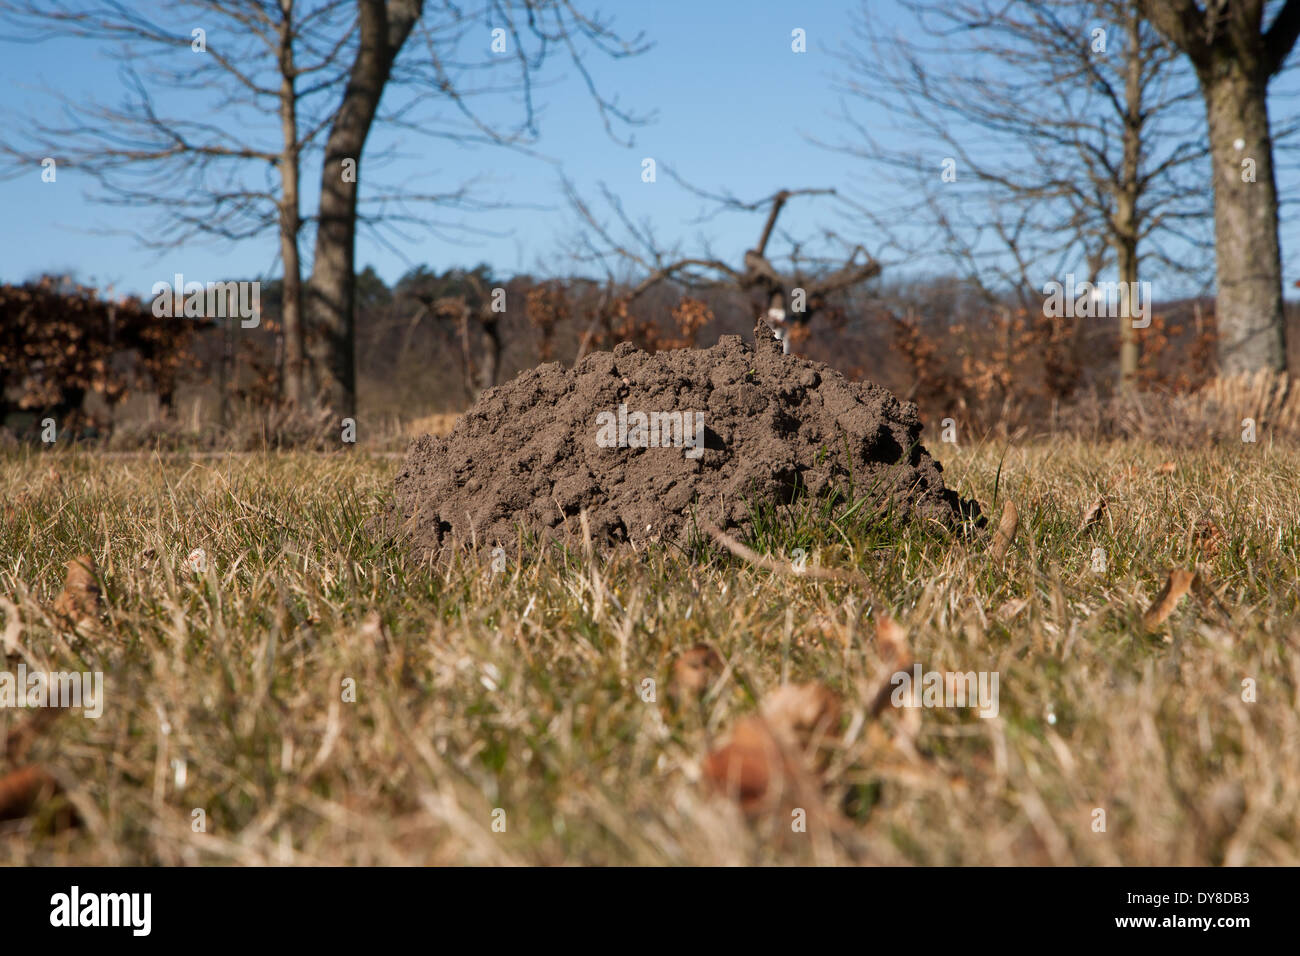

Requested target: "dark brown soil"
[{"left": 386, "top": 321, "right": 974, "bottom": 559}]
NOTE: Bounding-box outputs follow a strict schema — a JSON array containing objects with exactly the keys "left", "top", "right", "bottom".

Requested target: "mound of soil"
[{"left": 387, "top": 321, "right": 973, "bottom": 559}]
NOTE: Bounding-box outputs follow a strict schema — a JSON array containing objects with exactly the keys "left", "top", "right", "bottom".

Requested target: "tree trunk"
[
  {"left": 1116, "top": 6, "right": 1142, "bottom": 391},
  {"left": 480, "top": 316, "right": 502, "bottom": 392},
  {"left": 1116, "top": 231, "right": 1140, "bottom": 388},
  {"left": 1202, "top": 65, "right": 1287, "bottom": 374},
  {"left": 219, "top": 313, "right": 235, "bottom": 428},
  {"left": 278, "top": 2, "right": 306, "bottom": 408},
  {"left": 1139, "top": 0, "right": 1299, "bottom": 374},
  {"left": 458, "top": 306, "right": 476, "bottom": 404},
  {"left": 306, "top": 0, "right": 422, "bottom": 419}
]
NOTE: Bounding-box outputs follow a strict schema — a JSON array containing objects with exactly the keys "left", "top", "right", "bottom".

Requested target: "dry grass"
[{"left": 1, "top": 437, "right": 1298, "bottom": 865}]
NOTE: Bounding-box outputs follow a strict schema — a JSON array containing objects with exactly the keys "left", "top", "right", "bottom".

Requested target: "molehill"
[{"left": 386, "top": 321, "right": 972, "bottom": 559}]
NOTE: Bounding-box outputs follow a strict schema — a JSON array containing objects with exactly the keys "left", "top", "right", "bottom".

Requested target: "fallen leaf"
[
  {"left": 0, "top": 597, "right": 20, "bottom": 656},
  {"left": 670, "top": 643, "right": 722, "bottom": 699},
  {"left": 759, "top": 682, "right": 841, "bottom": 752},
  {"left": 1193, "top": 519, "right": 1224, "bottom": 558},
  {"left": 359, "top": 610, "right": 389, "bottom": 644},
  {"left": 1190, "top": 566, "right": 1233, "bottom": 625},
  {"left": 0, "top": 766, "right": 59, "bottom": 822},
  {"left": 1142, "top": 569, "right": 1197, "bottom": 630},
  {"left": 52, "top": 553, "right": 102, "bottom": 628},
  {"left": 702, "top": 716, "right": 789, "bottom": 814},
  {"left": 870, "top": 615, "right": 913, "bottom": 718},
  {"left": 996, "top": 598, "right": 1028, "bottom": 622},
  {"left": 875, "top": 614, "right": 909, "bottom": 664},
  {"left": 989, "top": 499, "right": 1019, "bottom": 564},
  {"left": 703, "top": 683, "right": 841, "bottom": 817},
  {"left": 1079, "top": 496, "right": 1107, "bottom": 532}
]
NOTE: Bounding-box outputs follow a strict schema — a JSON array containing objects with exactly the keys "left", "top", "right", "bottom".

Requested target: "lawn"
[{"left": 1, "top": 439, "right": 1297, "bottom": 864}]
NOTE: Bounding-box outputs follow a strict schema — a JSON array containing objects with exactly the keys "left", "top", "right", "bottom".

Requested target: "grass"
[{"left": 1, "top": 437, "right": 1298, "bottom": 865}]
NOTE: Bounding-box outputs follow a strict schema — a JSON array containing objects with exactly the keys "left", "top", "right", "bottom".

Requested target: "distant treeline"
[{"left": 5, "top": 267, "right": 1297, "bottom": 443}]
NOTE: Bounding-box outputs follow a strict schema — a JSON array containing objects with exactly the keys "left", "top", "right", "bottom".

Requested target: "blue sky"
[
  {"left": 0, "top": 1, "right": 1296, "bottom": 301},
  {"left": 0, "top": 2, "right": 882, "bottom": 298}
]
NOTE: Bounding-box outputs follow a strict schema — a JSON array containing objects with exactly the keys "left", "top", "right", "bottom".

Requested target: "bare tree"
[
  {"left": 305, "top": 0, "right": 651, "bottom": 419},
  {"left": 1139, "top": 0, "right": 1300, "bottom": 374},
  {"left": 0, "top": 0, "right": 357, "bottom": 407},
  {"left": 831, "top": 0, "right": 1212, "bottom": 390},
  {"left": 1, "top": 0, "right": 649, "bottom": 420},
  {"left": 394, "top": 264, "right": 502, "bottom": 401},
  {"left": 306, "top": 0, "right": 421, "bottom": 418},
  {"left": 563, "top": 176, "right": 881, "bottom": 355}
]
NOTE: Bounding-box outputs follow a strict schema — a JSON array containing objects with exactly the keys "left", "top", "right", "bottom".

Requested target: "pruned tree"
[
  {"left": 831, "top": 0, "right": 1213, "bottom": 391},
  {"left": 1139, "top": 0, "right": 1300, "bottom": 374},
  {"left": 395, "top": 264, "right": 502, "bottom": 401},
  {"left": 563, "top": 176, "right": 881, "bottom": 354}
]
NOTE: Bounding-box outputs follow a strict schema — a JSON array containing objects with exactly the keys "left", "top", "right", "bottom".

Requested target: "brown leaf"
[
  {"left": 1079, "top": 495, "right": 1107, "bottom": 532},
  {"left": 996, "top": 598, "right": 1028, "bottom": 622},
  {"left": 870, "top": 615, "right": 913, "bottom": 718},
  {"left": 358, "top": 610, "right": 388, "bottom": 644},
  {"left": 1193, "top": 519, "right": 1225, "bottom": 558},
  {"left": 0, "top": 766, "right": 59, "bottom": 822},
  {"left": 3, "top": 491, "right": 31, "bottom": 527},
  {"left": 702, "top": 718, "right": 832, "bottom": 822},
  {"left": 52, "top": 553, "right": 102, "bottom": 628},
  {"left": 989, "top": 499, "right": 1019, "bottom": 564},
  {"left": 1190, "top": 566, "right": 1233, "bottom": 625},
  {"left": 702, "top": 716, "right": 788, "bottom": 814},
  {"left": 703, "top": 683, "right": 840, "bottom": 817},
  {"left": 670, "top": 643, "right": 722, "bottom": 699},
  {"left": 1142, "top": 569, "right": 1197, "bottom": 630},
  {"left": 759, "top": 682, "right": 841, "bottom": 752},
  {"left": 0, "top": 597, "right": 20, "bottom": 656}
]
